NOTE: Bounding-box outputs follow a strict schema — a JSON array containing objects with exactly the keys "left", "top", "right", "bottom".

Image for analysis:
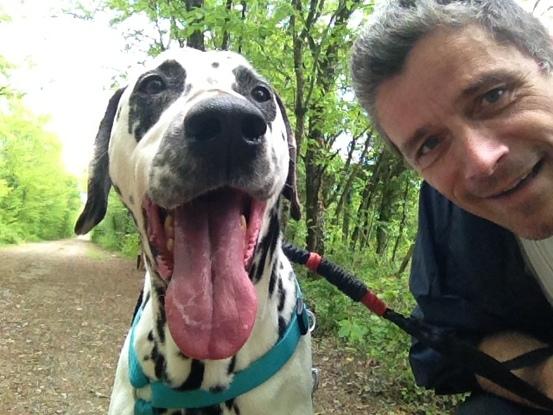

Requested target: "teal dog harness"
[{"left": 129, "top": 293, "right": 310, "bottom": 414}]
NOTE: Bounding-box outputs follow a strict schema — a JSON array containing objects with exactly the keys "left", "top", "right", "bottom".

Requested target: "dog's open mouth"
[{"left": 144, "top": 188, "right": 266, "bottom": 360}]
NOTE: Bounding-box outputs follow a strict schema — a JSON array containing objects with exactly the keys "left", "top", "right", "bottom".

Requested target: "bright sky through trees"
[{"left": 0, "top": 0, "right": 550, "bottom": 177}]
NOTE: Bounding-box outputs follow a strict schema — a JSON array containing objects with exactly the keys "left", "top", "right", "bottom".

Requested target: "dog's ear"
[
  {"left": 75, "top": 87, "right": 126, "bottom": 235},
  {"left": 275, "top": 94, "right": 301, "bottom": 220}
]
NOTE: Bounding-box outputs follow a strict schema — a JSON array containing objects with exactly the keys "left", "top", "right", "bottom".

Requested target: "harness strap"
[
  {"left": 129, "top": 290, "right": 310, "bottom": 413},
  {"left": 503, "top": 346, "right": 553, "bottom": 371},
  {"left": 385, "top": 310, "right": 553, "bottom": 411}
]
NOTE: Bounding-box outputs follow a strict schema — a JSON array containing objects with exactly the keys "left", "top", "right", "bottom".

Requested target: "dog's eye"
[
  {"left": 138, "top": 74, "right": 167, "bottom": 95},
  {"left": 251, "top": 86, "right": 271, "bottom": 103}
]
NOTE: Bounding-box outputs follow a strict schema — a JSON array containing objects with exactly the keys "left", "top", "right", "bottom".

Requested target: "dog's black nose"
[{"left": 184, "top": 95, "right": 267, "bottom": 144}]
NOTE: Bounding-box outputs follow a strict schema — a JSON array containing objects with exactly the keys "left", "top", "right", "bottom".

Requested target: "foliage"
[
  {"left": 0, "top": 101, "right": 80, "bottom": 244},
  {"left": 97, "top": 0, "right": 418, "bottom": 260},
  {"left": 298, "top": 247, "right": 463, "bottom": 411},
  {"left": 91, "top": 191, "right": 141, "bottom": 257}
]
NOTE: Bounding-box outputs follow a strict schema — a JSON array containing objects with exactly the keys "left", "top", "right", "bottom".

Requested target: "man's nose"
[{"left": 461, "top": 127, "right": 509, "bottom": 181}]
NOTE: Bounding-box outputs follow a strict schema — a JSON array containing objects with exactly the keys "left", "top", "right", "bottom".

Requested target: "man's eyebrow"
[
  {"left": 399, "top": 125, "right": 431, "bottom": 159},
  {"left": 458, "top": 69, "right": 521, "bottom": 100}
]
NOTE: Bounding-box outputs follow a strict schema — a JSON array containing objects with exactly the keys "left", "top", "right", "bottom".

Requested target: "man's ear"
[
  {"left": 275, "top": 94, "right": 301, "bottom": 220},
  {"left": 74, "top": 87, "right": 126, "bottom": 235}
]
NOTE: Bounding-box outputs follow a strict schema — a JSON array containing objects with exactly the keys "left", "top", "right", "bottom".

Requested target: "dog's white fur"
[{"left": 78, "top": 48, "right": 312, "bottom": 415}]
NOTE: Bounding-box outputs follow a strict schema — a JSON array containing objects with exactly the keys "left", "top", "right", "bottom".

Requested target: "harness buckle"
[{"left": 296, "top": 298, "right": 310, "bottom": 335}]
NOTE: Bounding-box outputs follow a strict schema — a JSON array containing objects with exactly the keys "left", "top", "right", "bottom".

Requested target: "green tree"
[
  {"left": 100, "top": 0, "right": 416, "bottom": 257},
  {"left": 0, "top": 101, "right": 80, "bottom": 243}
]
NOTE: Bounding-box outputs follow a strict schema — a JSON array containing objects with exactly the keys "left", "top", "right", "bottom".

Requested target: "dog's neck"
[{"left": 133, "top": 205, "right": 299, "bottom": 392}]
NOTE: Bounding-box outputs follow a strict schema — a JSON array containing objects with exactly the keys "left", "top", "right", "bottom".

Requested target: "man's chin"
[{"left": 511, "top": 222, "right": 553, "bottom": 241}]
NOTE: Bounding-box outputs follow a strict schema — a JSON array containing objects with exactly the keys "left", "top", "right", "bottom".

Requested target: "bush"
[{"left": 91, "top": 191, "right": 141, "bottom": 257}]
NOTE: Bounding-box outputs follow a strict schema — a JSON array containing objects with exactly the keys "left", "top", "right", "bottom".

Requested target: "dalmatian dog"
[{"left": 75, "top": 47, "right": 313, "bottom": 414}]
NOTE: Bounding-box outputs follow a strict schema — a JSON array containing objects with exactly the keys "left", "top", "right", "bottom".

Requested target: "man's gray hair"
[{"left": 351, "top": 0, "right": 553, "bottom": 153}]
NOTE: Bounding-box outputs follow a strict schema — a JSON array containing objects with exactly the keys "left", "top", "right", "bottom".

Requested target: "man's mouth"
[
  {"left": 490, "top": 159, "right": 544, "bottom": 199},
  {"left": 143, "top": 188, "right": 266, "bottom": 360}
]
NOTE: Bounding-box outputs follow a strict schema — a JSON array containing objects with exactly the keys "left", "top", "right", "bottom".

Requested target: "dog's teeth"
[
  {"left": 240, "top": 215, "right": 247, "bottom": 231},
  {"left": 164, "top": 215, "right": 174, "bottom": 237},
  {"left": 167, "top": 238, "right": 174, "bottom": 252}
]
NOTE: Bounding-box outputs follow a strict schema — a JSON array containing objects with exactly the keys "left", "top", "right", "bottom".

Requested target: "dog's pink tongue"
[{"left": 165, "top": 191, "right": 258, "bottom": 360}]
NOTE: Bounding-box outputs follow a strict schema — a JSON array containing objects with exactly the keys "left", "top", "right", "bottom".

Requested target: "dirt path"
[{"left": 0, "top": 239, "right": 410, "bottom": 415}]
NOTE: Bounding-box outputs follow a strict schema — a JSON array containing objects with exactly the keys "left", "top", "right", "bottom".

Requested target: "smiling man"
[{"left": 352, "top": 0, "right": 553, "bottom": 414}]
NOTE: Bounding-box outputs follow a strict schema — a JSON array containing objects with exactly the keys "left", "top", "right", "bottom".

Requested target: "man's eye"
[
  {"left": 481, "top": 86, "right": 507, "bottom": 106},
  {"left": 418, "top": 136, "right": 441, "bottom": 157}
]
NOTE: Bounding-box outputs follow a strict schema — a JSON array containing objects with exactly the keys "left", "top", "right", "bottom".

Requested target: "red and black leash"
[{"left": 282, "top": 242, "right": 553, "bottom": 410}]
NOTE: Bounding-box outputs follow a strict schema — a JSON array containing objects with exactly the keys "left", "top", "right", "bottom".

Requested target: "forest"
[
  {"left": 0, "top": 52, "right": 79, "bottom": 244},
  {"left": 3, "top": 0, "right": 547, "bottom": 412}
]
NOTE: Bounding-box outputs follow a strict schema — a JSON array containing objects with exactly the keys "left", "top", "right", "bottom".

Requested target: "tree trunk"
[
  {"left": 391, "top": 176, "right": 411, "bottom": 262},
  {"left": 301, "top": 0, "right": 361, "bottom": 254},
  {"left": 396, "top": 243, "right": 414, "bottom": 276},
  {"left": 305, "top": 120, "right": 325, "bottom": 254},
  {"left": 375, "top": 157, "right": 406, "bottom": 255},
  {"left": 333, "top": 132, "right": 371, "bottom": 220},
  {"left": 220, "top": 0, "right": 233, "bottom": 50},
  {"left": 350, "top": 150, "right": 385, "bottom": 250},
  {"left": 185, "top": 0, "right": 205, "bottom": 50}
]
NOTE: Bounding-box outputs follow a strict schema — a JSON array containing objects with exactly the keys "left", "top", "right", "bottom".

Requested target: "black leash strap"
[{"left": 282, "top": 242, "right": 553, "bottom": 410}]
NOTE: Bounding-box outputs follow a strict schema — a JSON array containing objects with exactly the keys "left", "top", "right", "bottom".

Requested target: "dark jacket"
[{"left": 409, "top": 182, "right": 553, "bottom": 394}]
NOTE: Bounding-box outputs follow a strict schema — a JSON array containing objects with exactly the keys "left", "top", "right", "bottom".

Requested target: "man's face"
[{"left": 376, "top": 25, "right": 553, "bottom": 240}]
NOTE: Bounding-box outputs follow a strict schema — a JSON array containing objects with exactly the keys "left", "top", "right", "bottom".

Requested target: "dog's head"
[{"left": 75, "top": 48, "right": 300, "bottom": 360}]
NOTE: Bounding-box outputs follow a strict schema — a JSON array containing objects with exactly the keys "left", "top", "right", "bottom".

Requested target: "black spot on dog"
[
  {"left": 251, "top": 211, "right": 280, "bottom": 283},
  {"left": 277, "top": 279, "right": 286, "bottom": 312},
  {"left": 177, "top": 359, "right": 205, "bottom": 391},
  {"left": 209, "top": 385, "right": 225, "bottom": 393},
  {"left": 268, "top": 261, "right": 278, "bottom": 297},
  {"left": 151, "top": 343, "right": 167, "bottom": 379},
  {"left": 153, "top": 284, "right": 167, "bottom": 344},
  {"left": 156, "top": 314, "right": 166, "bottom": 344},
  {"left": 128, "top": 60, "right": 186, "bottom": 141},
  {"left": 212, "top": 62, "right": 219, "bottom": 68},
  {"left": 144, "top": 291, "right": 151, "bottom": 307},
  {"left": 129, "top": 194, "right": 135, "bottom": 205},
  {"left": 186, "top": 406, "right": 222, "bottom": 415},
  {"left": 153, "top": 409, "right": 184, "bottom": 415},
  {"left": 288, "top": 269, "right": 295, "bottom": 282},
  {"left": 227, "top": 356, "right": 236, "bottom": 375},
  {"left": 232, "top": 66, "right": 276, "bottom": 122},
  {"left": 225, "top": 399, "right": 241, "bottom": 414},
  {"left": 148, "top": 330, "right": 154, "bottom": 342},
  {"left": 278, "top": 316, "right": 287, "bottom": 338}
]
